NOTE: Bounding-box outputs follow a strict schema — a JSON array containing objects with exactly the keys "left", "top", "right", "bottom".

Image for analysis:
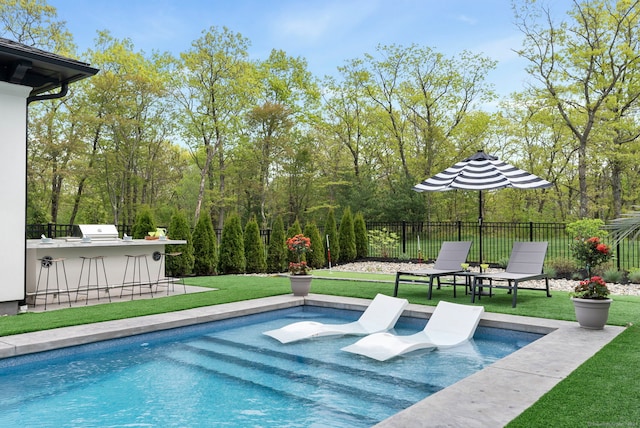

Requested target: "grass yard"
[{"left": 0, "top": 271, "right": 638, "bottom": 426}]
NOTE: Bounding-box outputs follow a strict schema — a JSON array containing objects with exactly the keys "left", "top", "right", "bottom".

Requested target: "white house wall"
[{"left": 0, "top": 81, "right": 30, "bottom": 305}]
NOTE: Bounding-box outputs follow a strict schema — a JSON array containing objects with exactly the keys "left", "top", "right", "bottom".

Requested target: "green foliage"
[
  {"left": 192, "top": 213, "right": 217, "bottom": 275},
  {"left": 566, "top": 219, "right": 608, "bottom": 240},
  {"left": 286, "top": 219, "right": 303, "bottom": 263},
  {"left": 353, "top": 212, "right": 368, "bottom": 259},
  {"left": 304, "top": 221, "right": 325, "bottom": 269},
  {"left": 367, "top": 228, "right": 399, "bottom": 258},
  {"left": 324, "top": 208, "right": 340, "bottom": 263},
  {"left": 266, "top": 216, "right": 287, "bottom": 273},
  {"left": 545, "top": 257, "right": 578, "bottom": 278},
  {"left": 131, "top": 208, "right": 156, "bottom": 239},
  {"left": 602, "top": 268, "right": 623, "bottom": 284},
  {"left": 628, "top": 268, "right": 640, "bottom": 284},
  {"left": 218, "top": 214, "right": 246, "bottom": 274},
  {"left": 571, "top": 236, "right": 612, "bottom": 275},
  {"left": 244, "top": 217, "right": 266, "bottom": 273},
  {"left": 339, "top": 207, "right": 356, "bottom": 262},
  {"left": 165, "top": 211, "right": 194, "bottom": 277}
]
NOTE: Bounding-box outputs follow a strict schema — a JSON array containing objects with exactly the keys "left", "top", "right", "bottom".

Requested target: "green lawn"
[{"left": 1, "top": 272, "right": 638, "bottom": 426}]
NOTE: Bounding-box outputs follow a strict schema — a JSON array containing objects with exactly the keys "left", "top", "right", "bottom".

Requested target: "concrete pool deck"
[{"left": 0, "top": 294, "right": 625, "bottom": 427}]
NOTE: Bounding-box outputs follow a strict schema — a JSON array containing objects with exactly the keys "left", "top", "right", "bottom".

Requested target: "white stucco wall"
[{"left": 0, "top": 81, "right": 31, "bottom": 303}]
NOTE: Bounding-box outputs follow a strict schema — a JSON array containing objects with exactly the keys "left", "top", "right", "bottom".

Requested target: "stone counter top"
[{"left": 26, "top": 238, "right": 186, "bottom": 249}]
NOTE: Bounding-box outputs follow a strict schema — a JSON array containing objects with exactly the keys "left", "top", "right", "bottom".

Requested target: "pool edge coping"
[{"left": 0, "top": 293, "right": 626, "bottom": 427}]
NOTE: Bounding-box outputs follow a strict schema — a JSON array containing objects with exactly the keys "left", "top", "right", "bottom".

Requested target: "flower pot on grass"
[
  {"left": 571, "top": 276, "right": 612, "bottom": 330},
  {"left": 287, "top": 234, "right": 313, "bottom": 296},
  {"left": 289, "top": 274, "right": 312, "bottom": 296},
  {"left": 572, "top": 297, "right": 612, "bottom": 330}
]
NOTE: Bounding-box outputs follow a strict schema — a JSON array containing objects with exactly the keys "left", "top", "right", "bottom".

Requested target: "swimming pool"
[{"left": 0, "top": 306, "right": 542, "bottom": 427}]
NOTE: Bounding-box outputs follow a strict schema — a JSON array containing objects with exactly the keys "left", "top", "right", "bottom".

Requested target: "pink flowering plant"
[
  {"left": 572, "top": 276, "right": 610, "bottom": 300},
  {"left": 287, "top": 234, "right": 312, "bottom": 275},
  {"left": 571, "top": 236, "right": 612, "bottom": 276}
]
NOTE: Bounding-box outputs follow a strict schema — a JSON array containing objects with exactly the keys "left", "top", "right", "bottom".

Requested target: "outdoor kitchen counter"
[{"left": 25, "top": 239, "right": 187, "bottom": 302}]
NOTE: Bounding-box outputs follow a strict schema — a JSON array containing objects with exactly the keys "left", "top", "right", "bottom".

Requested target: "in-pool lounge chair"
[
  {"left": 341, "top": 301, "right": 484, "bottom": 361},
  {"left": 394, "top": 241, "right": 473, "bottom": 299},
  {"left": 471, "top": 241, "right": 550, "bottom": 308},
  {"left": 263, "top": 293, "right": 408, "bottom": 344}
]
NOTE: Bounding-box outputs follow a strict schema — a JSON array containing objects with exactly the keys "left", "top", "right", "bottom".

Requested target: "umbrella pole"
[{"left": 479, "top": 191, "right": 483, "bottom": 264}]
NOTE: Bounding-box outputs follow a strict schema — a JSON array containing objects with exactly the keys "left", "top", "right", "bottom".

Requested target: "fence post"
[
  {"left": 402, "top": 221, "right": 407, "bottom": 254},
  {"left": 47, "top": 222, "right": 54, "bottom": 238},
  {"left": 457, "top": 221, "right": 462, "bottom": 241},
  {"left": 529, "top": 221, "right": 533, "bottom": 241}
]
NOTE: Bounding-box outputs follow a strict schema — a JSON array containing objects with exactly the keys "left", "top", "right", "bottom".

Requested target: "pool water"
[{"left": 0, "top": 306, "right": 542, "bottom": 427}]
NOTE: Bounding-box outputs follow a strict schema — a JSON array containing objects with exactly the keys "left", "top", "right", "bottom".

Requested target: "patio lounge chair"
[
  {"left": 394, "top": 241, "right": 472, "bottom": 299},
  {"left": 341, "top": 301, "right": 484, "bottom": 361},
  {"left": 263, "top": 293, "right": 408, "bottom": 344},
  {"left": 471, "top": 241, "right": 550, "bottom": 308}
]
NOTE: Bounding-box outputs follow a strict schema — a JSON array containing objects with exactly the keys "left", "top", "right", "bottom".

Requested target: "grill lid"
[{"left": 72, "top": 224, "right": 119, "bottom": 240}]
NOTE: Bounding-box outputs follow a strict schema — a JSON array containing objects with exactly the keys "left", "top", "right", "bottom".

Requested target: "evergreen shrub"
[{"left": 218, "top": 214, "right": 245, "bottom": 274}]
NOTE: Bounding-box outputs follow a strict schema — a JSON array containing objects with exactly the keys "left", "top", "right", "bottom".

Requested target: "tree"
[
  {"left": 324, "top": 208, "right": 340, "bottom": 264},
  {"left": 304, "top": 221, "right": 325, "bottom": 269},
  {"left": 515, "top": 0, "right": 640, "bottom": 217},
  {"left": 166, "top": 210, "right": 194, "bottom": 277},
  {"left": 244, "top": 217, "right": 266, "bottom": 273},
  {"left": 131, "top": 208, "right": 155, "bottom": 239},
  {"left": 354, "top": 212, "right": 369, "bottom": 259},
  {"left": 173, "top": 26, "right": 251, "bottom": 229},
  {"left": 266, "top": 216, "right": 287, "bottom": 273},
  {"left": 192, "top": 212, "right": 217, "bottom": 275},
  {"left": 218, "top": 214, "right": 245, "bottom": 274},
  {"left": 339, "top": 207, "right": 356, "bottom": 262}
]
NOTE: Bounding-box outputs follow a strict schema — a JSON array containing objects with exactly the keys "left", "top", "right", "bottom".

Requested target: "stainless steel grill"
[{"left": 71, "top": 224, "right": 119, "bottom": 240}]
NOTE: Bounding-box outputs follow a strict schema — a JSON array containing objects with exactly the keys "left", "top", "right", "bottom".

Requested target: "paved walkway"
[
  {"left": 25, "top": 281, "right": 212, "bottom": 313},
  {"left": 0, "top": 294, "right": 625, "bottom": 427}
]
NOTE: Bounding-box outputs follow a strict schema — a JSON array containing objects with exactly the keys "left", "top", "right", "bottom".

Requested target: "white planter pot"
[
  {"left": 571, "top": 297, "right": 612, "bottom": 330},
  {"left": 289, "top": 275, "right": 312, "bottom": 296}
]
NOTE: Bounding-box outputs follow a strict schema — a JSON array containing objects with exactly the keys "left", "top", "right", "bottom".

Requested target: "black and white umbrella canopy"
[
  {"left": 413, "top": 150, "right": 552, "bottom": 192},
  {"left": 413, "top": 150, "right": 551, "bottom": 263}
]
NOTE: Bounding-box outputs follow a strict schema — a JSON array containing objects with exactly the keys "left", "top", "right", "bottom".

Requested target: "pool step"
[
  {"left": 191, "top": 335, "right": 439, "bottom": 404},
  {"left": 166, "top": 347, "right": 383, "bottom": 425}
]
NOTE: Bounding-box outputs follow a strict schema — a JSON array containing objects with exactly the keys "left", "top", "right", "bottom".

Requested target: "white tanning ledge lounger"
[
  {"left": 341, "top": 301, "right": 484, "bottom": 361},
  {"left": 263, "top": 293, "right": 408, "bottom": 344}
]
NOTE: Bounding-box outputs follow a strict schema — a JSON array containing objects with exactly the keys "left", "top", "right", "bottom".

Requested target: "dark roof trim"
[{"left": 0, "top": 37, "right": 99, "bottom": 97}]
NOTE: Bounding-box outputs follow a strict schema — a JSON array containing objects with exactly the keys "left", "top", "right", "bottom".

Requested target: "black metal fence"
[
  {"left": 364, "top": 221, "right": 639, "bottom": 271},
  {"left": 27, "top": 221, "right": 640, "bottom": 271}
]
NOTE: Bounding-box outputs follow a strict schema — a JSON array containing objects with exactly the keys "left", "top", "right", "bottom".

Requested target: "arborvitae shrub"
[
  {"left": 166, "top": 211, "right": 194, "bottom": 277},
  {"left": 339, "top": 207, "right": 356, "bottom": 263},
  {"left": 218, "top": 214, "right": 245, "bottom": 274},
  {"left": 304, "top": 221, "right": 325, "bottom": 269},
  {"left": 324, "top": 208, "right": 339, "bottom": 265},
  {"left": 192, "top": 213, "right": 217, "bottom": 275},
  {"left": 131, "top": 208, "right": 155, "bottom": 239},
  {"left": 354, "top": 212, "right": 368, "bottom": 259},
  {"left": 286, "top": 219, "right": 303, "bottom": 264},
  {"left": 244, "top": 217, "right": 266, "bottom": 273},
  {"left": 267, "top": 216, "right": 287, "bottom": 273}
]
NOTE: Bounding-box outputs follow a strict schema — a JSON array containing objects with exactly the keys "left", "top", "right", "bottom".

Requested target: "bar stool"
[
  {"left": 120, "top": 254, "right": 153, "bottom": 299},
  {"left": 34, "top": 256, "right": 72, "bottom": 310},
  {"left": 75, "top": 256, "right": 111, "bottom": 304},
  {"left": 155, "top": 252, "right": 187, "bottom": 295}
]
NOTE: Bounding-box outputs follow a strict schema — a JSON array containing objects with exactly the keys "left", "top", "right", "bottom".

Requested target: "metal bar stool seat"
[
  {"left": 120, "top": 254, "right": 153, "bottom": 299},
  {"left": 75, "top": 256, "right": 111, "bottom": 304},
  {"left": 155, "top": 252, "right": 187, "bottom": 295},
  {"left": 34, "top": 256, "right": 72, "bottom": 310}
]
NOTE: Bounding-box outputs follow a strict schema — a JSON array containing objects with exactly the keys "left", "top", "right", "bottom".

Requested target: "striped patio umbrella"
[{"left": 413, "top": 150, "right": 552, "bottom": 262}]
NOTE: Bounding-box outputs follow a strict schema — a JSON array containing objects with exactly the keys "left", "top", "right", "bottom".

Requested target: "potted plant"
[
  {"left": 571, "top": 236, "right": 612, "bottom": 277},
  {"left": 287, "top": 234, "right": 312, "bottom": 296},
  {"left": 571, "top": 275, "right": 612, "bottom": 329}
]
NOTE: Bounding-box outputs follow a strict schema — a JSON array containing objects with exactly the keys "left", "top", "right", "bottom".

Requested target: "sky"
[{"left": 49, "top": 0, "right": 574, "bottom": 99}]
